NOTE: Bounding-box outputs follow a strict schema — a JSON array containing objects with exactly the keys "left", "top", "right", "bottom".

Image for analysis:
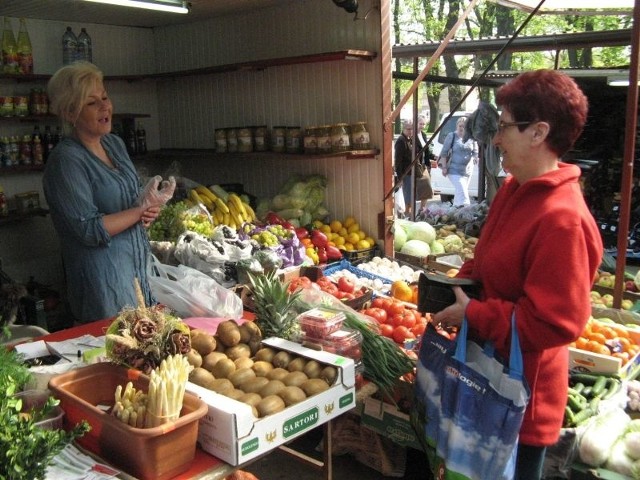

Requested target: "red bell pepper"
[
  {"left": 266, "top": 211, "right": 294, "bottom": 230},
  {"left": 310, "top": 229, "right": 328, "bottom": 248},
  {"left": 294, "top": 227, "right": 310, "bottom": 240}
]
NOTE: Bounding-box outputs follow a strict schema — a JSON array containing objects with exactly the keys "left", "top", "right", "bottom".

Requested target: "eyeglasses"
[{"left": 497, "top": 120, "right": 531, "bottom": 133}]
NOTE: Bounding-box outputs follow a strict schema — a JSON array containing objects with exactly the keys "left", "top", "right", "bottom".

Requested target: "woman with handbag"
[
  {"left": 437, "top": 116, "right": 478, "bottom": 206},
  {"left": 433, "top": 70, "right": 602, "bottom": 479}
]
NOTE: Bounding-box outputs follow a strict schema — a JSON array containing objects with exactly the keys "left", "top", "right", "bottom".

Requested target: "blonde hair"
[
  {"left": 47, "top": 61, "right": 104, "bottom": 134},
  {"left": 456, "top": 116, "right": 468, "bottom": 127}
]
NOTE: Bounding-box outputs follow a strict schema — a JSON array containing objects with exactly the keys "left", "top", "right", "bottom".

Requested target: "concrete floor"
[{"left": 243, "top": 415, "right": 432, "bottom": 480}]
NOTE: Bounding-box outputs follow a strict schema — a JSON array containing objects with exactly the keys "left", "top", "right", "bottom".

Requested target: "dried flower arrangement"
[{"left": 105, "top": 280, "right": 191, "bottom": 374}]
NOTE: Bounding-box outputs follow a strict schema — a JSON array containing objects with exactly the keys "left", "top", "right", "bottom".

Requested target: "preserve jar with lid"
[
  {"left": 0, "top": 96, "right": 14, "bottom": 117},
  {"left": 214, "top": 128, "right": 227, "bottom": 153},
  {"left": 303, "top": 126, "right": 318, "bottom": 154},
  {"left": 350, "top": 122, "right": 370, "bottom": 150},
  {"left": 330, "top": 123, "right": 351, "bottom": 152},
  {"left": 271, "top": 126, "right": 286, "bottom": 152},
  {"left": 285, "top": 126, "right": 302, "bottom": 154},
  {"left": 227, "top": 128, "right": 238, "bottom": 153},
  {"left": 237, "top": 127, "right": 253, "bottom": 152},
  {"left": 254, "top": 125, "right": 268, "bottom": 151},
  {"left": 13, "top": 96, "right": 29, "bottom": 117},
  {"left": 316, "top": 125, "right": 332, "bottom": 153}
]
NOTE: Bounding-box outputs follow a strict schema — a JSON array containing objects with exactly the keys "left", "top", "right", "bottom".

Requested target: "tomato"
[
  {"left": 380, "top": 324, "right": 394, "bottom": 338},
  {"left": 401, "top": 312, "right": 417, "bottom": 329},
  {"left": 411, "top": 322, "right": 427, "bottom": 337},
  {"left": 287, "top": 276, "right": 312, "bottom": 293},
  {"left": 315, "top": 276, "right": 332, "bottom": 288},
  {"left": 371, "top": 297, "right": 392, "bottom": 311},
  {"left": 337, "top": 276, "right": 356, "bottom": 294},
  {"left": 411, "top": 309, "right": 423, "bottom": 323},
  {"left": 390, "top": 313, "right": 405, "bottom": 328},
  {"left": 370, "top": 307, "right": 388, "bottom": 324},
  {"left": 392, "top": 325, "right": 411, "bottom": 344},
  {"left": 321, "top": 283, "right": 339, "bottom": 296},
  {"left": 387, "top": 301, "right": 405, "bottom": 317}
]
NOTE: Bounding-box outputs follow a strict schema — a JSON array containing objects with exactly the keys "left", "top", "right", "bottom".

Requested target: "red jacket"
[{"left": 458, "top": 163, "right": 602, "bottom": 446}]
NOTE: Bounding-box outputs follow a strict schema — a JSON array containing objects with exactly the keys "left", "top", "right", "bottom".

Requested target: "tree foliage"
[{"left": 392, "top": 0, "right": 631, "bottom": 127}]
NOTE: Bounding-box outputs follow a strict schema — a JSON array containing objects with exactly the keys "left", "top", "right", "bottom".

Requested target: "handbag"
[
  {"left": 415, "top": 161, "right": 426, "bottom": 177},
  {"left": 411, "top": 312, "right": 530, "bottom": 480}
]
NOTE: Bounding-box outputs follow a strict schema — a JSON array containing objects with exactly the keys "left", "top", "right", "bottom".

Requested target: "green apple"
[{"left": 621, "top": 299, "right": 634, "bottom": 310}]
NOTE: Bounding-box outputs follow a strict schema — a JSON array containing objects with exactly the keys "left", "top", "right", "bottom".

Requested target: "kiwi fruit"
[
  {"left": 254, "top": 347, "right": 276, "bottom": 363},
  {"left": 282, "top": 371, "right": 309, "bottom": 388},
  {"left": 258, "top": 379, "right": 286, "bottom": 398},
  {"left": 238, "top": 392, "right": 262, "bottom": 407},
  {"left": 239, "top": 376, "right": 270, "bottom": 394},
  {"left": 234, "top": 357, "right": 254, "bottom": 370},
  {"left": 303, "top": 360, "right": 322, "bottom": 379},
  {"left": 272, "top": 351, "right": 292, "bottom": 369},
  {"left": 191, "top": 333, "right": 217, "bottom": 356},
  {"left": 252, "top": 361, "right": 274, "bottom": 377},
  {"left": 201, "top": 351, "right": 228, "bottom": 372},
  {"left": 266, "top": 367, "right": 289, "bottom": 382},
  {"left": 287, "top": 357, "right": 307, "bottom": 372},
  {"left": 189, "top": 367, "right": 215, "bottom": 389},
  {"left": 211, "top": 357, "right": 236, "bottom": 379},
  {"left": 225, "top": 343, "right": 251, "bottom": 361},
  {"left": 228, "top": 367, "right": 257, "bottom": 387},
  {"left": 278, "top": 386, "right": 307, "bottom": 406},
  {"left": 185, "top": 348, "right": 203, "bottom": 368},
  {"left": 256, "top": 395, "right": 286, "bottom": 417},
  {"left": 301, "top": 378, "right": 330, "bottom": 396},
  {"left": 217, "top": 320, "right": 242, "bottom": 347},
  {"left": 210, "top": 378, "right": 234, "bottom": 395}
]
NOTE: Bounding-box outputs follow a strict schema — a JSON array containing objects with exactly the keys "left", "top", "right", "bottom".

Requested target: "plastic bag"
[{"left": 148, "top": 255, "right": 243, "bottom": 320}]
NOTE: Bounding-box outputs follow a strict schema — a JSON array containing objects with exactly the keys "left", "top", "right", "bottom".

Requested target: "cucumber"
[
  {"left": 569, "top": 373, "right": 601, "bottom": 385},
  {"left": 567, "top": 393, "right": 587, "bottom": 412},
  {"left": 602, "top": 378, "right": 622, "bottom": 400},
  {"left": 591, "top": 375, "right": 608, "bottom": 397},
  {"left": 571, "top": 382, "right": 585, "bottom": 394},
  {"left": 572, "top": 406, "right": 596, "bottom": 426}
]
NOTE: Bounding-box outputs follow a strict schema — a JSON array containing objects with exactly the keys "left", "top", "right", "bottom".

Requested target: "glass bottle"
[
  {"left": 16, "top": 18, "right": 33, "bottom": 74},
  {"left": 2, "top": 17, "right": 18, "bottom": 74}
]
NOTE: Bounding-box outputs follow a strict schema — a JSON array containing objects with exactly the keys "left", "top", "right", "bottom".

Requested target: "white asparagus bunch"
[
  {"left": 145, "top": 354, "right": 192, "bottom": 428},
  {"left": 113, "top": 381, "right": 148, "bottom": 428}
]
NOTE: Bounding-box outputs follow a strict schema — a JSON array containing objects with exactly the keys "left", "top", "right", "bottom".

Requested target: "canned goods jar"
[
  {"left": 304, "top": 126, "right": 318, "bottom": 154},
  {"left": 330, "top": 123, "right": 351, "bottom": 152},
  {"left": 254, "top": 125, "right": 268, "bottom": 151},
  {"left": 215, "top": 128, "right": 227, "bottom": 153},
  {"left": 286, "top": 126, "right": 302, "bottom": 154},
  {"left": 0, "top": 97, "right": 14, "bottom": 117},
  {"left": 237, "top": 127, "right": 253, "bottom": 152},
  {"left": 350, "top": 122, "right": 371, "bottom": 150},
  {"left": 13, "top": 97, "right": 29, "bottom": 117},
  {"left": 271, "top": 126, "right": 286, "bottom": 153},
  {"left": 316, "top": 125, "right": 332, "bottom": 153},
  {"left": 227, "top": 128, "right": 238, "bottom": 153}
]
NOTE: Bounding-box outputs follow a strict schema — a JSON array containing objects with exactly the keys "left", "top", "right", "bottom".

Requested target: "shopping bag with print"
[{"left": 411, "top": 313, "right": 530, "bottom": 480}]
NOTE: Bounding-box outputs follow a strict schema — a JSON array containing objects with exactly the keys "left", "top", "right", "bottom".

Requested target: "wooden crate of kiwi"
[{"left": 187, "top": 319, "right": 341, "bottom": 419}]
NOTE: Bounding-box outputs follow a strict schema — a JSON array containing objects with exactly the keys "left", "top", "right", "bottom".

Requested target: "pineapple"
[{"left": 248, "top": 270, "right": 301, "bottom": 340}]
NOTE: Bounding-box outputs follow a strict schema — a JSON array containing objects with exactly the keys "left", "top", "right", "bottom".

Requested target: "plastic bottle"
[
  {"left": 16, "top": 18, "right": 33, "bottom": 74},
  {"left": 62, "top": 26, "right": 77, "bottom": 65},
  {"left": 2, "top": 17, "right": 18, "bottom": 74},
  {"left": 0, "top": 185, "right": 8, "bottom": 216},
  {"left": 77, "top": 28, "right": 92, "bottom": 63}
]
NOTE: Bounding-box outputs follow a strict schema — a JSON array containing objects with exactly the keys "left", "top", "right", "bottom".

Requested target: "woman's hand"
[
  {"left": 141, "top": 206, "right": 161, "bottom": 228},
  {"left": 433, "top": 286, "right": 470, "bottom": 329}
]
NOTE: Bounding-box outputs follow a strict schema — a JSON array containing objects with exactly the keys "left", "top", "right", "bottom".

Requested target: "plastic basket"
[{"left": 342, "top": 246, "right": 380, "bottom": 266}]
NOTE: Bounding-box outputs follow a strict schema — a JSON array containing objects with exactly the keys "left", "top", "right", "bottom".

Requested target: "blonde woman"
[
  {"left": 438, "top": 116, "right": 478, "bottom": 206},
  {"left": 43, "top": 61, "right": 175, "bottom": 323}
]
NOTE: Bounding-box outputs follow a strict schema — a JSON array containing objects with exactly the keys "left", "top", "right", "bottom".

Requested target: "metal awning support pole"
[{"left": 613, "top": 0, "right": 640, "bottom": 308}]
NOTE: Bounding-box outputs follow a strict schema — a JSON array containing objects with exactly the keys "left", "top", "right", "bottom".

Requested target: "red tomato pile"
[
  {"left": 287, "top": 274, "right": 367, "bottom": 302},
  {"left": 360, "top": 297, "right": 458, "bottom": 347},
  {"left": 361, "top": 297, "right": 430, "bottom": 346}
]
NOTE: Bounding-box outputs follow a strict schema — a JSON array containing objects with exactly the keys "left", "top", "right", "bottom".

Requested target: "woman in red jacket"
[{"left": 434, "top": 69, "right": 602, "bottom": 480}]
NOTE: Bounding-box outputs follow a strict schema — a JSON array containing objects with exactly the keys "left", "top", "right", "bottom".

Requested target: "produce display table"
[{"left": 36, "top": 317, "right": 336, "bottom": 480}]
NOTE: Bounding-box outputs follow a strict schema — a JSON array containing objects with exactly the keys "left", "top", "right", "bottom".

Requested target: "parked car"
[{"left": 429, "top": 111, "right": 480, "bottom": 202}]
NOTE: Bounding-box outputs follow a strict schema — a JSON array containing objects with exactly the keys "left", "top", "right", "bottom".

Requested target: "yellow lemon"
[
  {"left": 334, "top": 236, "right": 346, "bottom": 246},
  {"left": 347, "top": 232, "right": 360, "bottom": 245},
  {"left": 338, "top": 227, "right": 348, "bottom": 237},
  {"left": 320, "top": 225, "right": 332, "bottom": 235},
  {"left": 347, "top": 223, "right": 360, "bottom": 234},
  {"left": 344, "top": 243, "right": 355, "bottom": 251},
  {"left": 330, "top": 220, "right": 342, "bottom": 233},
  {"left": 357, "top": 230, "right": 367, "bottom": 241},
  {"left": 343, "top": 216, "right": 356, "bottom": 228},
  {"left": 365, "top": 236, "right": 376, "bottom": 246},
  {"left": 312, "top": 220, "right": 324, "bottom": 229},
  {"left": 338, "top": 244, "right": 348, "bottom": 251},
  {"left": 357, "top": 239, "right": 371, "bottom": 250}
]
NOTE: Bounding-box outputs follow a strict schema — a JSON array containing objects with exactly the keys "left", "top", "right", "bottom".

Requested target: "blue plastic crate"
[{"left": 323, "top": 259, "right": 393, "bottom": 284}]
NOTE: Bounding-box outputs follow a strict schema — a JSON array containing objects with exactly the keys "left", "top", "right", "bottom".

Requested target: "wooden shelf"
[
  {"left": 0, "top": 165, "right": 45, "bottom": 176},
  {"left": 0, "top": 207, "right": 49, "bottom": 226},
  {"left": 0, "top": 51, "right": 377, "bottom": 84},
  {"left": 143, "top": 148, "right": 379, "bottom": 160},
  {"left": 0, "top": 113, "right": 150, "bottom": 123}
]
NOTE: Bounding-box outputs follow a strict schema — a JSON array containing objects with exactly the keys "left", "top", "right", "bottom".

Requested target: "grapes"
[{"left": 147, "top": 201, "right": 213, "bottom": 242}]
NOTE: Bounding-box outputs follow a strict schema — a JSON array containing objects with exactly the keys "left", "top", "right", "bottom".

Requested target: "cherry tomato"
[{"left": 380, "top": 324, "right": 394, "bottom": 338}]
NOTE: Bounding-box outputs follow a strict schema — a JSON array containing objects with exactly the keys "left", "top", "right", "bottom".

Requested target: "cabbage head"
[
  {"left": 430, "top": 239, "right": 445, "bottom": 254},
  {"left": 406, "top": 221, "right": 436, "bottom": 244},
  {"left": 400, "top": 239, "right": 431, "bottom": 258},
  {"left": 394, "top": 224, "right": 407, "bottom": 251}
]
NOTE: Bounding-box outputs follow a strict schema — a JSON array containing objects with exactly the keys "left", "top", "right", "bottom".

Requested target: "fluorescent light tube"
[{"left": 82, "top": 0, "right": 189, "bottom": 14}]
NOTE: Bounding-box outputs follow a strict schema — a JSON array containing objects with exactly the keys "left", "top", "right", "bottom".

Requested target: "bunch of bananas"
[{"left": 188, "top": 185, "right": 256, "bottom": 230}]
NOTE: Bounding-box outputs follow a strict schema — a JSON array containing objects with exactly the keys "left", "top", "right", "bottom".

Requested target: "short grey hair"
[{"left": 47, "top": 61, "right": 104, "bottom": 135}]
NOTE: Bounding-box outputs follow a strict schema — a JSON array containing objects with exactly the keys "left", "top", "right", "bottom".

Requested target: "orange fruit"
[
  {"left": 391, "top": 280, "right": 413, "bottom": 302},
  {"left": 575, "top": 337, "right": 589, "bottom": 350},
  {"left": 587, "top": 332, "right": 607, "bottom": 345}
]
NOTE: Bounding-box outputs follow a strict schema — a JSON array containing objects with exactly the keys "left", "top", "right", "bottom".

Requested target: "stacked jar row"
[
  {"left": 214, "top": 122, "right": 370, "bottom": 154},
  {"left": 0, "top": 88, "right": 49, "bottom": 117}
]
